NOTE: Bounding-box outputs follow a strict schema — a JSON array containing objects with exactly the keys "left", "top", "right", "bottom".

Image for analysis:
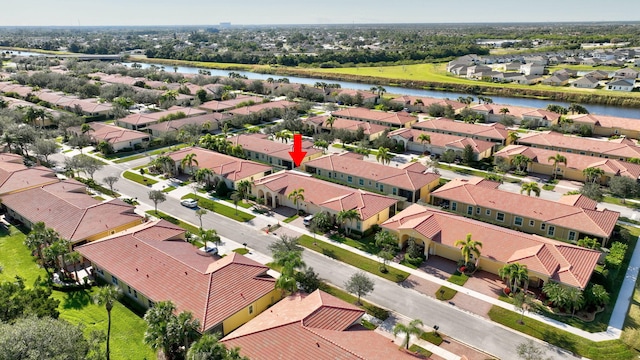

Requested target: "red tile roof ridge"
[
  {"left": 302, "top": 326, "right": 367, "bottom": 359},
  {"left": 204, "top": 252, "right": 266, "bottom": 274}
]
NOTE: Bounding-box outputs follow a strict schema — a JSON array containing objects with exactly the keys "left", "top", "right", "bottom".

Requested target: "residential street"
[{"left": 56, "top": 151, "right": 582, "bottom": 360}]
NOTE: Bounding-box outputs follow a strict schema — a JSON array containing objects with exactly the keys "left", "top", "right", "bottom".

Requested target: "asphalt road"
[{"left": 62, "top": 153, "right": 580, "bottom": 360}]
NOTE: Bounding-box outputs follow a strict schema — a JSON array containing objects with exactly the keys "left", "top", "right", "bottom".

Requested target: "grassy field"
[
  {"left": 621, "top": 280, "right": 640, "bottom": 351},
  {"left": 130, "top": 55, "right": 266, "bottom": 71},
  {"left": 0, "top": 225, "right": 155, "bottom": 359},
  {"left": 123, "top": 171, "right": 158, "bottom": 186},
  {"left": 488, "top": 307, "right": 635, "bottom": 360},
  {"left": 298, "top": 235, "right": 409, "bottom": 282},
  {"left": 181, "top": 194, "right": 256, "bottom": 222}
]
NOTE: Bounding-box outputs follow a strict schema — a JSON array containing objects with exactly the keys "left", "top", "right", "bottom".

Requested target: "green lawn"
[
  {"left": 447, "top": 272, "right": 469, "bottom": 286},
  {"left": 222, "top": 198, "right": 253, "bottom": 209},
  {"left": 283, "top": 214, "right": 299, "bottom": 223},
  {"left": 0, "top": 226, "right": 155, "bottom": 359},
  {"left": 435, "top": 286, "right": 457, "bottom": 300},
  {"left": 113, "top": 154, "right": 145, "bottom": 163},
  {"left": 162, "top": 186, "right": 176, "bottom": 193},
  {"left": 232, "top": 248, "right": 249, "bottom": 255},
  {"left": 123, "top": 171, "right": 158, "bottom": 186},
  {"left": 320, "top": 284, "right": 389, "bottom": 320},
  {"left": 420, "top": 331, "right": 444, "bottom": 346},
  {"left": 328, "top": 233, "right": 381, "bottom": 255},
  {"left": 488, "top": 307, "right": 635, "bottom": 360},
  {"left": 145, "top": 210, "right": 200, "bottom": 234},
  {"left": 298, "top": 235, "right": 409, "bottom": 282},
  {"left": 602, "top": 196, "right": 640, "bottom": 210},
  {"left": 621, "top": 278, "right": 640, "bottom": 351},
  {"left": 181, "top": 194, "right": 255, "bottom": 222},
  {"left": 408, "top": 344, "right": 432, "bottom": 358}
]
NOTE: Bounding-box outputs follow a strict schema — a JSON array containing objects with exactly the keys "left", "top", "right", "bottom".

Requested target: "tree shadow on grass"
[
  {"left": 62, "top": 289, "right": 92, "bottom": 310},
  {"left": 321, "top": 248, "right": 336, "bottom": 259},
  {"left": 542, "top": 329, "right": 576, "bottom": 354}
]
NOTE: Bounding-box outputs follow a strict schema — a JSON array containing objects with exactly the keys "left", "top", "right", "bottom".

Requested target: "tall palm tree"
[
  {"left": 565, "top": 287, "right": 584, "bottom": 316},
  {"left": 180, "top": 153, "right": 199, "bottom": 175},
  {"left": 93, "top": 286, "right": 122, "bottom": 360},
  {"left": 520, "top": 182, "right": 541, "bottom": 197},
  {"left": 376, "top": 147, "right": 393, "bottom": 165},
  {"left": 511, "top": 154, "right": 530, "bottom": 173},
  {"left": 154, "top": 155, "right": 175, "bottom": 176},
  {"left": 417, "top": 133, "right": 431, "bottom": 153},
  {"left": 237, "top": 180, "right": 251, "bottom": 201},
  {"left": 200, "top": 229, "right": 221, "bottom": 250},
  {"left": 186, "top": 333, "right": 228, "bottom": 360},
  {"left": 454, "top": 233, "right": 482, "bottom": 266},
  {"left": 325, "top": 116, "right": 336, "bottom": 132},
  {"left": 168, "top": 311, "right": 200, "bottom": 354},
  {"left": 194, "top": 168, "right": 214, "bottom": 188},
  {"left": 336, "top": 209, "right": 360, "bottom": 237},
  {"left": 393, "top": 319, "right": 424, "bottom": 350},
  {"left": 195, "top": 209, "right": 208, "bottom": 230},
  {"left": 287, "top": 188, "right": 305, "bottom": 214},
  {"left": 499, "top": 263, "right": 529, "bottom": 294},
  {"left": 499, "top": 107, "right": 510, "bottom": 118},
  {"left": 548, "top": 153, "right": 567, "bottom": 180},
  {"left": 275, "top": 265, "right": 298, "bottom": 295},
  {"left": 583, "top": 167, "right": 605, "bottom": 183},
  {"left": 64, "top": 251, "right": 82, "bottom": 284},
  {"left": 507, "top": 131, "right": 519, "bottom": 144},
  {"left": 230, "top": 191, "right": 242, "bottom": 214},
  {"left": 24, "top": 221, "right": 48, "bottom": 264}
]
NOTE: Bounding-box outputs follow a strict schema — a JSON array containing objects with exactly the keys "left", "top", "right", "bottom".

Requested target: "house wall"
[
  {"left": 83, "top": 218, "right": 146, "bottom": 243},
  {"left": 592, "top": 126, "right": 640, "bottom": 140},
  {"left": 413, "top": 127, "right": 504, "bottom": 145},
  {"left": 111, "top": 138, "right": 146, "bottom": 152},
  {"left": 521, "top": 143, "right": 631, "bottom": 161},
  {"left": 244, "top": 150, "right": 322, "bottom": 170},
  {"left": 222, "top": 288, "right": 281, "bottom": 335}
]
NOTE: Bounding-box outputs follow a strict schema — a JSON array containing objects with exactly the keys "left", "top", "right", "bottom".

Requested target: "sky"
[{"left": 3, "top": 0, "right": 640, "bottom": 26}]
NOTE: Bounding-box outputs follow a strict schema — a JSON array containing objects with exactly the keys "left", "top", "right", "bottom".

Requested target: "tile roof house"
[
  {"left": 468, "top": 103, "right": 533, "bottom": 124},
  {"left": 76, "top": 220, "right": 280, "bottom": 335},
  {"left": 568, "top": 113, "right": 640, "bottom": 139},
  {"left": 117, "top": 106, "right": 207, "bottom": 130},
  {"left": 412, "top": 117, "right": 509, "bottom": 145},
  {"left": 328, "top": 89, "right": 378, "bottom": 105},
  {"left": 382, "top": 204, "right": 601, "bottom": 289},
  {"left": 227, "top": 133, "right": 322, "bottom": 170},
  {"left": 69, "top": 122, "right": 150, "bottom": 152},
  {"left": 517, "top": 131, "right": 640, "bottom": 161},
  {"left": 431, "top": 177, "right": 619, "bottom": 244},
  {"left": 167, "top": 147, "right": 273, "bottom": 190},
  {"left": 332, "top": 107, "right": 418, "bottom": 128},
  {"left": 227, "top": 100, "right": 297, "bottom": 117},
  {"left": 253, "top": 170, "right": 399, "bottom": 234},
  {"left": 390, "top": 96, "right": 466, "bottom": 114},
  {"left": 317, "top": 117, "right": 388, "bottom": 141},
  {"left": 521, "top": 109, "right": 561, "bottom": 127},
  {"left": 221, "top": 290, "right": 417, "bottom": 360},
  {"left": 0, "top": 154, "right": 60, "bottom": 195},
  {"left": 303, "top": 153, "right": 440, "bottom": 204},
  {"left": 144, "top": 112, "right": 231, "bottom": 137},
  {"left": 388, "top": 128, "right": 495, "bottom": 161},
  {"left": 494, "top": 145, "right": 640, "bottom": 184},
  {"left": 2, "top": 179, "right": 143, "bottom": 245}
]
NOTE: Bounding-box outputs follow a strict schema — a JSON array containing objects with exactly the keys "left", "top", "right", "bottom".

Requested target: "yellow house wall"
[
  {"left": 82, "top": 218, "right": 145, "bottom": 243},
  {"left": 231, "top": 172, "right": 270, "bottom": 190},
  {"left": 222, "top": 288, "right": 281, "bottom": 335}
]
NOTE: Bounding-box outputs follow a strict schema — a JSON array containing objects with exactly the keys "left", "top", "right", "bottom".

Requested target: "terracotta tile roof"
[
  {"left": 76, "top": 220, "right": 275, "bottom": 332},
  {"left": 118, "top": 106, "right": 207, "bottom": 126},
  {"left": 1, "top": 179, "right": 140, "bottom": 242},
  {"left": 557, "top": 194, "right": 597, "bottom": 209},
  {"left": 494, "top": 145, "right": 640, "bottom": 180},
  {"left": 568, "top": 113, "right": 640, "bottom": 132},
  {"left": 413, "top": 117, "right": 508, "bottom": 141},
  {"left": 227, "top": 100, "right": 297, "bottom": 116},
  {"left": 303, "top": 115, "right": 328, "bottom": 126},
  {"left": 332, "top": 107, "right": 417, "bottom": 127},
  {"left": 304, "top": 153, "right": 439, "bottom": 191},
  {"left": 168, "top": 147, "right": 272, "bottom": 182},
  {"left": 518, "top": 132, "right": 640, "bottom": 159},
  {"left": 198, "top": 95, "right": 264, "bottom": 112},
  {"left": 432, "top": 178, "right": 618, "bottom": 238},
  {"left": 228, "top": 133, "right": 322, "bottom": 160},
  {"left": 0, "top": 154, "right": 59, "bottom": 195},
  {"left": 522, "top": 109, "right": 561, "bottom": 122},
  {"left": 388, "top": 128, "right": 496, "bottom": 154},
  {"left": 222, "top": 290, "right": 415, "bottom": 360},
  {"left": 391, "top": 95, "right": 466, "bottom": 111},
  {"left": 381, "top": 204, "right": 600, "bottom": 288},
  {"left": 71, "top": 122, "right": 149, "bottom": 145},
  {"left": 322, "top": 118, "right": 388, "bottom": 136},
  {"left": 144, "top": 113, "right": 231, "bottom": 133},
  {"left": 253, "top": 171, "right": 398, "bottom": 221}
]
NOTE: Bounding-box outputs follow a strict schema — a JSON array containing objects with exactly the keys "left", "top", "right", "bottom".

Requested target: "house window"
[
  {"left": 541, "top": 223, "right": 546, "bottom": 230},
  {"left": 249, "top": 305, "right": 254, "bottom": 314},
  {"left": 476, "top": 207, "right": 480, "bottom": 215},
  {"left": 247, "top": 151, "right": 251, "bottom": 157},
  {"left": 96, "top": 267, "right": 104, "bottom": 276},
  {"left": 529, "top": 220, "right": 535, "bottom": 227},
  {"left": 356, "top": 221, "right": 361, "bottom": 230},
  {"left": 148, "top": 300, "right": 155, "bottom": 308},
  {"left": 548, "top": 226, "right": 555, "bottom": 237},
  {"left": 514, "top": 217, "right": 523, "bottom": 226},
  {"left": 127, "top": 286, "right": 131, "bottom": 294},
  {"left": 340, "top": 174, "right": 344, "bottom": 179},
  {"left": 467, "top": 206, "right": 473, "bottom": 215},
  {"left": 328, "top": 173, "right": 332, "bottom": 178},
  {"left": 133, "top": 290, "right": 138, "bottom": 299},
  {"left": 451, "top": 202, "right": 457, "bottom": 211},
  {"left": 111, "top": 276, "right": 119, "bottom": 285},
  {"left": 359, "top": 179, "right": 364, "bottom": 186},
  {"left": 379, "top": 185, "right": 384, "bottom": 191},
  {"left": 486, "top": 209, "right": 491, "bottom": 216},
  {"left": 368, "top": 181, "right": 372, "bottom": 186},
  {"left": 496, "top": 212, "right": 505, "bottom": 222},
  {"left": 392, "top": 188, "right": 397, "bottom": 195},
  {"left": 568, "top": 231, "right": 577, "bottom": 241},
  {"left": 347, "top": 176, "right": 353, "bottom": 183}
]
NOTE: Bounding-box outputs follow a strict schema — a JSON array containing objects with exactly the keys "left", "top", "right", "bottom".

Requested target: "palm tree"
[
  {"left": 154, "top": 155, "right": 175, "bottom": 176},
  {"left": 144, "top": 301, "right": 177, "bottom": 359},
  {"left": 583, "top": 167, "right": 605, "bottom": 183},
  {"left": 200, "top": 229, "right": 221, "bottom": 250},
  {"left": 24, "top": 221, "right": 48, "bottom": 264},
  {"left": 454, "top": 233, "right": 482, "bottom": 266},
  {"left": 417, "top": 133, "right": 431, "bottom": 153},
  {"left": 336, "top": 209, "right": 360, "bottom": 237},
  {"left": 325, "top": 116, "right": 336, "bottom": 132},
  {"left": 230, "top": 191, "right": 242, "bottom": 214},
  {"left": 64, "top": 251, "right": 82, "bottom": 284},
  {"left": 548, "top": 153, "right": 567, "bottom": 180},
  {"left": 542, "top": 282, "right": 567, "bottom": 309},
  {"left": 275, "top": 265, "right": 298, "bottom": 295},
  {"left": 287, "top": 188, "right": 305, "bottom": 214},
  {"left": 187, "top": 333, "right": 229, "bottom": 360},
  {"left": 499, "top": 263, "right": 529, "bottom": 294},
  {"left": 195, "top": 209, "right": 208, "bottom": 230},
  {"left": 565, "top": 287, "right": 584, "bottom": 316},
  {"left": 180, "top": 153, "right": 199, "bottom": 175},
  {"left": 376, "top": 147, "right": 393, "bottom": 165},
  {"left": 169, "top": 311, "right": 200, "bottom": 354},
  {"left": 93, "top": 286, "right": 122, "bottom": 360},
  {"left": 393, "top": 319, "right": 424, "bottom": 350},
  {"left": 507, "top": 131, "right": 519, "bottom": 144},
  {"left": 511, "top": 154, "right": 530, "bottom": 173},
  {"left": 194, "top": 168, "right": 214, "bottom": 188},
  {"left": 520, "top": 182, "right": 541, "bottom": 197},
  {"left": 237, "top": 180, "right": 251, "bottom": 201},
  {"left": 499, "top": 107, "right": 510, "bottom": 119}
]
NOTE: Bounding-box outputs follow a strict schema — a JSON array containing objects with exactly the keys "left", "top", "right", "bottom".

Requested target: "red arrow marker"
[{"left": 288, "top": 133, "right": 307, "bottom": 167}]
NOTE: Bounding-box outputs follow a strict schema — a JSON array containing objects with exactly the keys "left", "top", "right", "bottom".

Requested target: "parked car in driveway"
[{"left": 180, "top": 199, "right": 198, "bottom": 208}]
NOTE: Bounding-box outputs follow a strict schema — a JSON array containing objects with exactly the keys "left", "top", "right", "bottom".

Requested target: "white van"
[{"left": 302, "top": 215, "right": 314, "bottom": 226}]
